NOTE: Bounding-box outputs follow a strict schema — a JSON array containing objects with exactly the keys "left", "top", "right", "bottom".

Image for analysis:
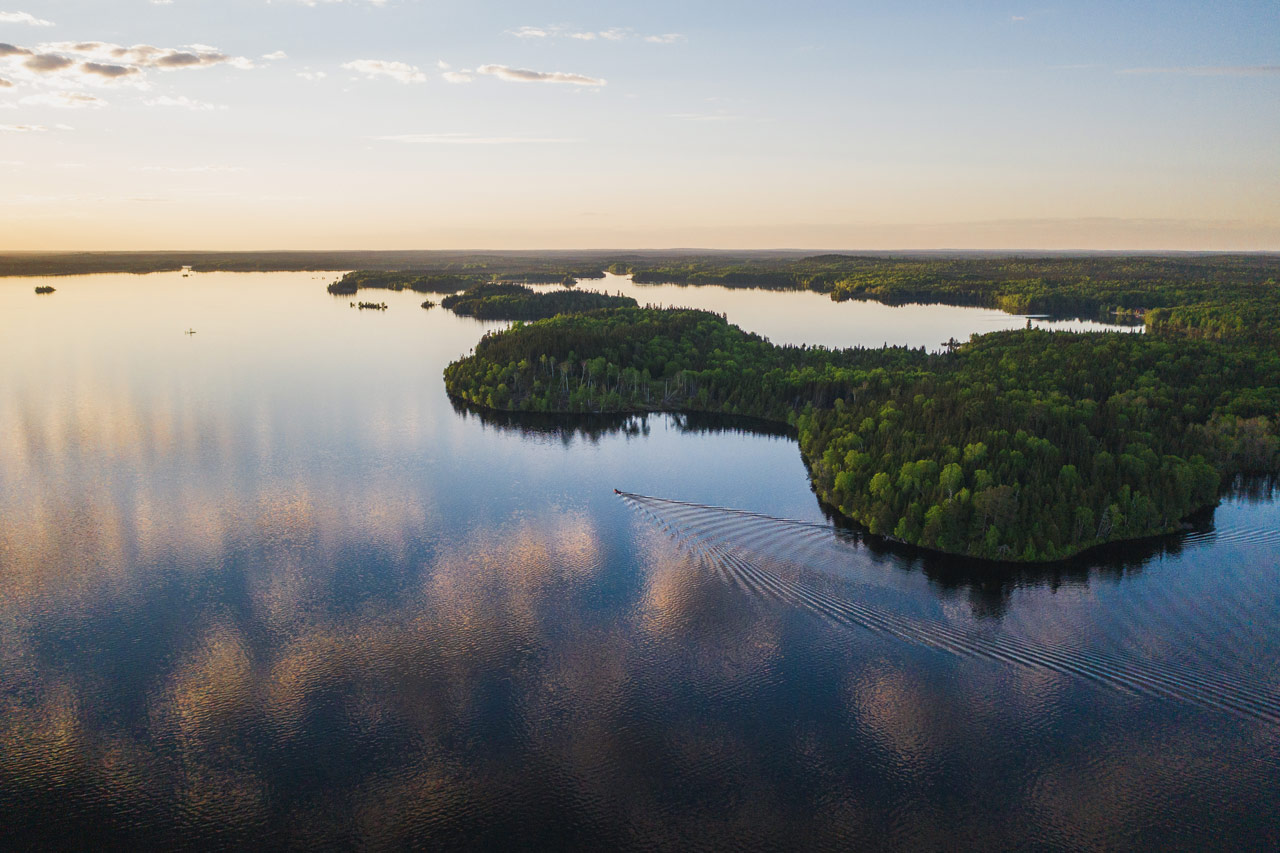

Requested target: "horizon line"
[{"left": 3, "top": 247, "right": 1279, "bottom": 256}]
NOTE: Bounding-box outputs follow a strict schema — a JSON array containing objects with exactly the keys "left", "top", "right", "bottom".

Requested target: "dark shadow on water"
[
  {"left": 814, "top": 494, "right": 1245, "bottom": 619},
  {"left": 449, "top": 399, "right": 794, "bottom": 446}
]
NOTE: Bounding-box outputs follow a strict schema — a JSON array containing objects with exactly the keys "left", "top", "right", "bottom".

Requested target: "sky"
[{"left": 0, "top": 0, "right": 1277, "bottom": 251}]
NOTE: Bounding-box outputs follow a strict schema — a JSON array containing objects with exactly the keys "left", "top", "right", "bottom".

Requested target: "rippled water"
[{"left": 0, "top": 271, "right": 1275, "bottom": 849}]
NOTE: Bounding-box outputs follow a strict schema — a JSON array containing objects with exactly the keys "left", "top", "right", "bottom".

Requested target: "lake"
[{"left": 0, "top": 271, "right": 1275, "bottom": 849}]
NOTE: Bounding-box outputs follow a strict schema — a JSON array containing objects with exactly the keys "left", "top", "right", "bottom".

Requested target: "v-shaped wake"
[{"left": 619, "top": 491, "right": 1280, "bottom": 727}]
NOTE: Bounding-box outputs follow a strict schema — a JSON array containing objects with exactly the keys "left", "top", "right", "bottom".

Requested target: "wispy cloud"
[
  {"left": 442, "top": 69, "right": 473, "bottom": 84},
  {"left": 297, "top": 69, "right": 326, "bottom": 80},
  {"left": 279, "top": 0, "right": 388, "bottom": 6},
  {"left": 144, "top": 95, "right": 226, "bottom": 110},
  {"left": 262, "top": 50, "right": 287, "bottom": 61},
  {"left": 1, "top": 41, "right": 254, "bottom": 95},
  {"left": 477, "top": 64, "right": 605, "bottom": 86},
  {"left": 669, "top": 112, "right": 741, "bottom": 122},
  {"left": 19, "top": 90, "right": 106, "bottom": 108},
  {"left": 507, "top": 25, "right": 684, "bottom": 44},
  {"left": 0, "top": 11, "right": 54, "bottom": 27},
  {"left": 134, "top": 164, "right": 246, "bottom": 173},
  {"left": 23, "top": 52, "right": 73, "bottom": 72},
  {"left": 0, "top": 122, "right": 46, "bottom": 131},
  {"left": 374, "top": 132, "right": 578, "bottom": 145},
  {"left": 1119, "top": 65, "right": 1280, "bottom": 76},
  {"left": 80, "top": 61, "right": 141, "bottom": 79},
  {"left": 0, "top": 40, "right": 254, "bottom": 113},
  {"left": 508, "top": 26, "right": 552, "bottom": 39},
  {"left": 0, "top": 75, "right": 12, "bottom": 87},
  {"left": 341, "top": 58, "right": 426, "bottom": 83},
  {"left": 572, "top": 28, "right": 629, "bottom": 42},
  {"left": 36, "top": 42, "right": 254, "bottom": 70}
]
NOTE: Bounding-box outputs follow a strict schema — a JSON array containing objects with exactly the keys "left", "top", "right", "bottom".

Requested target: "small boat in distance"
[
  {"left": 184, "top": 328, "right": 197, "bottom": 335},
  {"left": 34, "top": 286, "right": 55, "bottom": 294}
]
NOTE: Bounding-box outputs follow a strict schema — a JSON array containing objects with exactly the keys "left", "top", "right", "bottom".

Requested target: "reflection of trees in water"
[
  {"left": 814, "top": 498, "right": 1209, "bottom": 619},
  {"left": 450, "top": 398, "right": 793, "bottom": 446},
  {"left": 1228, "top": 473, "right": 1279, "bottom": 503}
]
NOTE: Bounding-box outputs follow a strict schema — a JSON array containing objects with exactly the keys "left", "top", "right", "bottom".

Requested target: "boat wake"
[{"left": 619, "top": 491, "right": 1280, "bottom": 727}]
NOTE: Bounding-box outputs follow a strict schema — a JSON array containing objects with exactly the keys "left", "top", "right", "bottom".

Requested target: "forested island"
[
  {"left": 444, "top": 304, "right": 1279, "bottom": 562},
  {"left": 325, "top": 276, "right": 638, "bottom": 319},
  {"left": 440, "top": 283, "right": 637, "bottom": 319},
  {"left": 327, "top": 271, "right": 485, "bottom": 295}
]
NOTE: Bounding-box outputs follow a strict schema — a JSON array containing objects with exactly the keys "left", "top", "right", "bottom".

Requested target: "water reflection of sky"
[
  {"left": 0, "top": 272, "right": 1275, "bottom": 848},
  {"left": 557, "top": 272, "right": 1139, "bottom": 351}
]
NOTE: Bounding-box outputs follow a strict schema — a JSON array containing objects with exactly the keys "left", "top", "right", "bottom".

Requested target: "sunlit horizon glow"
[{"left": 1, "top": 0, "right": 1277, "bottom": 251}]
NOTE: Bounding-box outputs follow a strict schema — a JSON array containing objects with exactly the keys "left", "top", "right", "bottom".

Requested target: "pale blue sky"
[{"left": 2, "top": 1, "right": 1277, "bottom": 249}]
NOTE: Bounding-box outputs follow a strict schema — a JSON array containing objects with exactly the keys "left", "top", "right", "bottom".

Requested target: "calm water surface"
[{"left": 0, "top": 271, "right": 1275, "bottom": 849}]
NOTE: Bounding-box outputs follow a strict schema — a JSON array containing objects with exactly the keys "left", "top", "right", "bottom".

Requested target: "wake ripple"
[{"left": 620, "top": 491, "right": 1280, "bottom": 727}]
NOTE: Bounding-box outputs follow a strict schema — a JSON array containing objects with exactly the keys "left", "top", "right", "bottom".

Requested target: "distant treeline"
[
  {"left": 614, "top": 254, "right": 1280, "bottom": 333},
  {"left": 0, "top": 250, "right": 698, "bottom": 278},
  {"left": 444, "top": 307, "right": 1280, "bottom": 562}
]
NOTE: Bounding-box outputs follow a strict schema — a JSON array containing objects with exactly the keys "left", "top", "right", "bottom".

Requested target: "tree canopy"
[{"left": 444, "top": 305, "right": 1279, "bottom": 562}]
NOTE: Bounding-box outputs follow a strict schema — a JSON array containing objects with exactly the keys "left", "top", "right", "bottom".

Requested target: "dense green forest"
[
  {"left": 440, "top": 283, "right": 638, "bottom": 319},
  {"left": 444, "top": 308, "right": 1280, "bottom": 562}
]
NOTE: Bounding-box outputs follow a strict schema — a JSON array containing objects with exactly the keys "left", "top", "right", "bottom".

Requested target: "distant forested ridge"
[
  {"left": 440, "top": 283, "right": 637, "bottom": 320},
  {"left": 0, "top": 250, "right": 620, "bottom": 278},
  {"left": 444, "top": 307, "right": 1280, "bottom": 562}
]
